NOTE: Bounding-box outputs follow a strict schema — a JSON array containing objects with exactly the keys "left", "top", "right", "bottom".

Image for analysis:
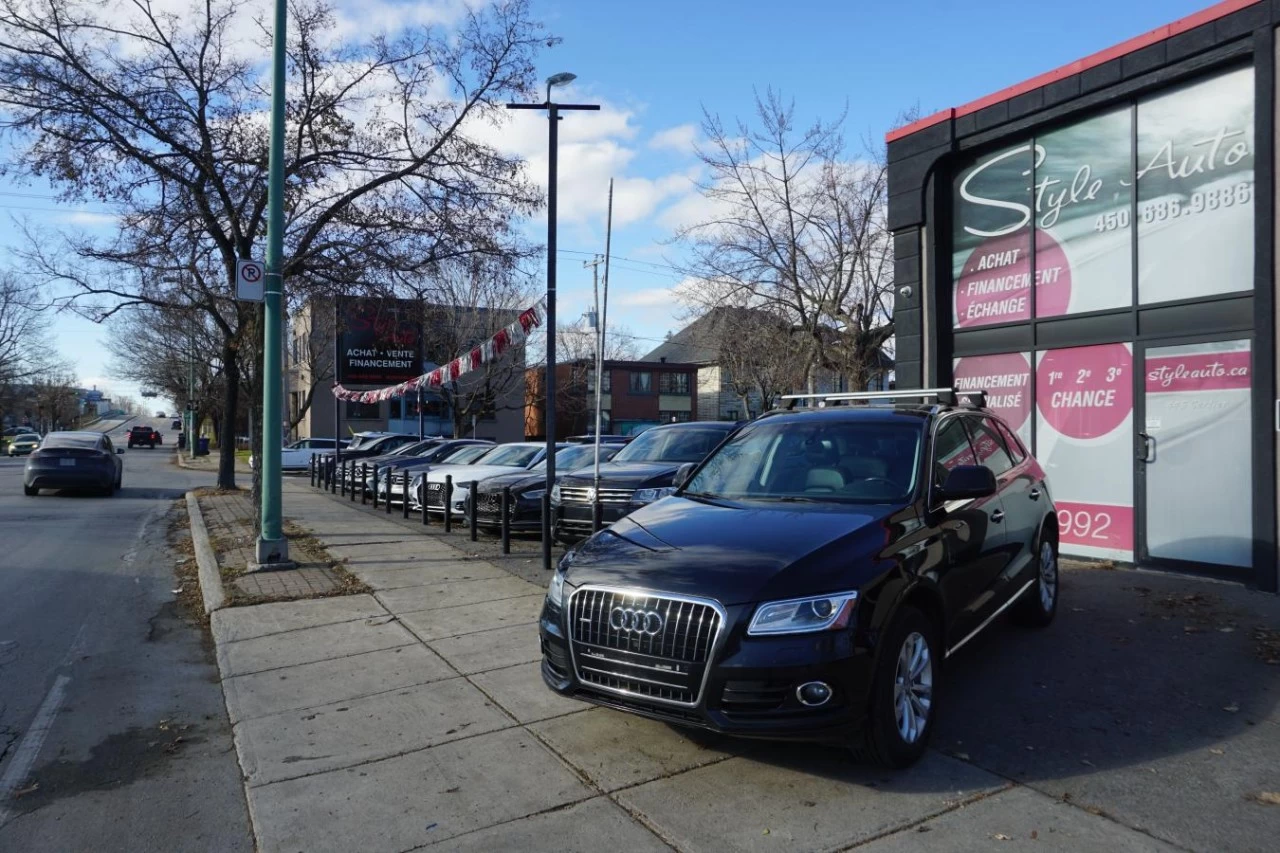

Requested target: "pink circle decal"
[
  {"left": 956, "top": 231, "right": 1071, "bottom": 327},
  {"left": 953, "top": 353, "right": 1030, "bottom": 431},
  {"left": 1036, "top": 344, "right": 1132, "bottom": 439}
]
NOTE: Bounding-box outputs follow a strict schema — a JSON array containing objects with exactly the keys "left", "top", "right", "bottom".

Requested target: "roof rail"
[{"left": 779, "top": 387, "right": 988, "bottom": 410}]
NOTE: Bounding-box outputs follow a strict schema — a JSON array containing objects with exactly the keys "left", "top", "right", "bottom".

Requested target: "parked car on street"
[
  {"left": 414, "top": 442, "right": 562, "bottom": 516},
  {"left": 3, "top": 425, "right": 36, "bottom": 437},
  {"left": 7, "top": 432, "right": 41, "bottom": 456},
  {"left": 566, "top": 434, "right": 632, "bottom": 445},
  {"left": 539, "top": 391, "right": 1059, "bottom": 768},
  {"left": 171, "top": 418, "right": 182, "bottom": 430},
  {"left": 552, "top": 420, "right": 740, "bottom": 542},
  {"left": 24, "top": 430, "right": 124, "bottom": 496},
  {"left": 405, "top": 443, "right": 504, "bottom": 509},
  {"left": 127, "top": 425, "right": 160, "bottom": 448},
  {"left": 338, "top": 431, "right": 420, "bottom": 462},
  {"left": 469, "top": 442, "right": 623, "bottom": 533}
]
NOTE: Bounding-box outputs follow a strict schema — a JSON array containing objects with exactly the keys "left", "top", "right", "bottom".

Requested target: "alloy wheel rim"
[
  {"left": 893, "top": 631, "right": 933, "bottom": 744},
  {"left": 1039, "top": 541, "right": 1058, "bottom": 611}
]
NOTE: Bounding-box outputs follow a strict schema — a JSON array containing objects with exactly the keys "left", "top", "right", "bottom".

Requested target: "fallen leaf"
[
  {"left": 1031, "top": 830, "right": 1039, "bottom": 840},
  {"left": 1224, "top": 703, "right": 1240, "bottom": 713},
  {"left": 762, "top": 829, "right": 771, "bottom": 836},
  {"left": 12, "top": 782, "right": 38, "bottom": 798},
  {"left": 1210, "top": 748, "right": 1225, "bottom": 756},
  {"left": 1086, "top": 806, "right": 1104, "bottom": 816},
  {"left": 1248, "top": 792, "right": 1280, "bottom": 805},
  {"left": 171, "top": 587, "right": 183, "bottom": 595},
  {"left": 994, "top": 833, "right": 1012, "bottom": 841}
]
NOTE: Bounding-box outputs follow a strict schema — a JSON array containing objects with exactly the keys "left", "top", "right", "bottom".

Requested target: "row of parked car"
[{"left": 305, "top": 420, "right": 742, "bottom": 542}]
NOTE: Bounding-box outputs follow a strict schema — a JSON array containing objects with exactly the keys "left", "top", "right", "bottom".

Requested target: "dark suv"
[
  {"left": 127, "top": 425, "right": 159, "bottom": 448},
  {"left": 551, "top": 421, "right": 739, "bottom": 542},
  {"left": 539, "top": 392, "right": 1059, "bottom": 768}
]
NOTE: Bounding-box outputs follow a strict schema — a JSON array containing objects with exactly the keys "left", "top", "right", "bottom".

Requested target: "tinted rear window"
[{"left": 42, "top": 433, "right": 100, "bottom": 449}]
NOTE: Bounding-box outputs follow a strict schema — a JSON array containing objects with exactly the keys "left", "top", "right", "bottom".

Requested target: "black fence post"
[
  {"left": 592, "top": 499, "right": 603, "bottom": 533},
  {"left": 501, "top": 486, "right": 511, "bottom": 554},
  {"left": 468, "top": 481, "right": 478, "bottom": 542},
  {"left": 402, "top": 474, "right": 410, "bottom": 519},
  {"left": 444, "top": 475, "right": 453, "bottom": 533},
  {"left": 330, "top": 457, "right": 337, "bottom": 494},
  {"left": 340, "top": 460, "right": 347, "bottom": 497},
  {"left": 421, "top": 477, "right": 429, "bottom": 526},
  {"left": 310, "top": 455, "right": 316, "bottom": 487},
  {"left": 542, "top": 493, "right": 552, "bottom": 562},
  {"left": 372, "top": 466, "right": 380, "bottom": 510},
  {"left": 361, "top": 463, "right": 368, "bottom": 505},
  {"left": 323, "top": 457, "right": 331, "bottom": 491},
  {"left": 350, "top": 462, "right": 356, "bottom": 502},
  {"left": 385, "top": 468, "right": 393, "bottom": 514}
]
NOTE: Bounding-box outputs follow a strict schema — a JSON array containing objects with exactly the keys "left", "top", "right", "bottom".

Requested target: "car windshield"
[
  {"left": 441, "top": 444, "right": 492, "bottom": 464},
  {"left": 475, "top": 444, "right": 542, "bottom": 468},
  {"left": 533, "top": 444, "right": 615, "bottom": 472},
  {"left": 16, "top": 433, "right": 40, "bottom": 442},
  {"left": 612, "top": 427, "right": 728, "bottom": 464},
  {"left": 388, "top": 439, "right": 430, "bottom": 456},
  {"left": 41, "top": 433, "right": 97, "bottom": 448},
  {"left": 684, "top": 419, "right": 923, "bottom": 504},
  {"left": 346, "top": 434, "right": 382, "bottom": 450}
]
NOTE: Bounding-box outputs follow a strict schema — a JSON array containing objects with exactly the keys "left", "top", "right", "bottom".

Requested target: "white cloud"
[
  {"left": 648, "top": 124, "right": 697, "bottom": 154},
  {"left": 55, "top": 210, "right": 119, "bottom": 228},
  {"left": 615, "top": 286, "right": 677, "bottom": 308}
]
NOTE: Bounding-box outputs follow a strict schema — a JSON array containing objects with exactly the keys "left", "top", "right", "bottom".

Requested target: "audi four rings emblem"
[{"left": 609, "top": 607, "right": 664, "bottom": 635}]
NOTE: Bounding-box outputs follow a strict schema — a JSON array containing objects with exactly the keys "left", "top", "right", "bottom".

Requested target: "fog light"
[{"left": 796, "top": 681, "right": 832, "bottom": 707}]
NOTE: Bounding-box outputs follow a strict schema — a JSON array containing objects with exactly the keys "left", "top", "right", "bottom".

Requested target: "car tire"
[
  {"left": 23, "top": 484, "right": 37, "bottom": 496},
  {"left": 1012, "top": 528, "right": 1058, "bottom": 628},
  {"left": 854, "top": 605, "right": 939, "bottom": 769}
]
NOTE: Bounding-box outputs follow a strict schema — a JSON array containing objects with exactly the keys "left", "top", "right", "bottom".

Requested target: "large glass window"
[
  {"left": 1035, "top": 343, "right": 1134, "bottom": 560},
  {"left": 1137, "top": 66, "right": 1254, "bottom": 304},
  {"left": 629, "top": 371, "right": 652, "bottom": 394},
  {"left": 952, "top": 352, "right": 1031, "bottom": 445},
  {"left": 659, "top": 372, "right": 690, "bottom": 395},
  {"left": 952, "top": 144, "right": 1034, "bottom": 328}
]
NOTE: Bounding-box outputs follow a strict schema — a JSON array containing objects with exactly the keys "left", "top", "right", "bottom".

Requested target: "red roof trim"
[{"left": 886, "top": 0, "right": 1261, "bottom": 143}]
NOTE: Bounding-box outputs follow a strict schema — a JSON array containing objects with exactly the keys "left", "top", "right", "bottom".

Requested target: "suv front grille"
[
  {"left": 568, "top": 588, "right": 723, "bottom": 707},
  {"left": 559, "top": 486, "right": 634, "bottom": 505}
]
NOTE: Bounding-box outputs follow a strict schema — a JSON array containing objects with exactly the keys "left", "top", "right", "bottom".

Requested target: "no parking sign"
[{"left": 236, "top": 259, "right": 265, "bottom": 302}]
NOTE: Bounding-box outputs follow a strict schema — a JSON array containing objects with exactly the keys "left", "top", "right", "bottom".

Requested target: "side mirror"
[
  {"left": 938, "top": 465, "right": 996, "bottom": 501},
  {"left": 672, "top": 462, "right": 696, "bottom": 489},
  {"left": 116, "top": 447, "right": 125, "bottom": 455}
]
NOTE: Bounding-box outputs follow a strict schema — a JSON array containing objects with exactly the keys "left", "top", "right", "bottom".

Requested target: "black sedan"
[
  {"left": 24, "top": 430, "right": 125, "bottom": 496},
  {"left": 470, "top": 443, "right": 622, "bottom": 533},
  {"left": 551, "top": 421, "right": 739, "bottom": 542},
  {"left": 539, "top": 400, "right": 1059, "bottom": 767}
]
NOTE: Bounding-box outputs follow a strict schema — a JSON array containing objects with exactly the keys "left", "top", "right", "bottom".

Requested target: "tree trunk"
[{"left": 218, "top": 338, "right": 239, "bottom": 490}]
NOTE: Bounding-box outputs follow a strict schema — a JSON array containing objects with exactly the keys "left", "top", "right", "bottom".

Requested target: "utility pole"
[{"left": 254, "top": 0, "right": 292, "bottom": 568}]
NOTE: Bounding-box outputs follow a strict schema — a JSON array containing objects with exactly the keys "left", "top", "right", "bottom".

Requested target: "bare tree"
[
  {"left": 0, "top": 0, "right": 548, "bottom": 488},
  {"left": 673, "top": 90, "right": 895, "bottom": 391},
  {"left": 0, "top": 271, "right": 52, "bottom": 386}
]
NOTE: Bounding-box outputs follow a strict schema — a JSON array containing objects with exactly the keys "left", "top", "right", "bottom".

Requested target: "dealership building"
[{"left": 887, "top": 0, "right": 1277, "bottom": 590}]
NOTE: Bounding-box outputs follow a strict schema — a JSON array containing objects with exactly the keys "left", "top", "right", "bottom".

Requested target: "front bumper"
[
  {"left": 538, "top": 595, "right": 873, "bottom": 742},
  {"left": 553, "top": 502, "right": 634, "bottom": 539}
]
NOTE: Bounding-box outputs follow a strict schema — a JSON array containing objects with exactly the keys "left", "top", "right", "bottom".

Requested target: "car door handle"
[
  {"left": 991, "top": 510, "right": 1005, "bottom": 523},
  {"left": 1029, "top": 488, "right": 1041, "bottom": 501}
]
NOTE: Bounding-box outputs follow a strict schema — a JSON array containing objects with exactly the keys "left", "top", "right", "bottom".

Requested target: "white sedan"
[
  {"left": 415, "top": 442, "right": 554, "bottom": 515},
  {"left": 251, "top": 438, "right": 349, "bottom": 471}
]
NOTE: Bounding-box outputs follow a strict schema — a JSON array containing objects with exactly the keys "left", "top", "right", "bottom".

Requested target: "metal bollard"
[
  {"left": 402, "top": 474, "right": 410, "bottom": 519},
  {"left": 443, "top": 475, "right": 453, "bottom": 533},
  {"left": 372, "top": 465, "right": 380, "bottom": 510},
  {"left": 541, "top": 493, "right": 553, "bottom": 570},
  {"left": 501, "top": 487, "right": 511, "bottom": 554},
  {"left": 340, "top": 460, "right": 347, "bottom": 497},
  {"left": 322, "top": 456, "right": 330, "bottom": 491},
  {"left": 421, "top": 477, "right": 429, "bottom": 526},
  {"left": 468, "top": 481, "right": 478, "bottom": 542},
  {"left": 330, "top": 457, "right": 337, "bottom": 494},
  {"left": 385, "top": 468, "right": 392, "bottom": 514},
  {"left": 592, "top": 498, "right": 603, "bottom": 533},
  {"left": 310, "top": 455, "right": 316, "bottom": 487},
  {"left": 361, "top": 463, "right": 368, "bottom": 505},
  {"left": 350, "top": 461, "right": 356, "bottom": 502}
]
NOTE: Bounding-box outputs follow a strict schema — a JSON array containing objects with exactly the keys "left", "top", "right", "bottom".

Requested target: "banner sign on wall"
[
  {"left": 952, "top": 352, "right": 1032, "bottom": 444},
  {"left": 952, "top": 64, "right": 1254, "bottom": 327},
  {"left": 337, "top": 298, "right": 423, "bottom": 385}
]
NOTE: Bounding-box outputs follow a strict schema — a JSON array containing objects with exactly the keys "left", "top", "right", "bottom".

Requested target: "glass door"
[{"left": 1136, "top": 338, "right": 1253, "bottom": 570}]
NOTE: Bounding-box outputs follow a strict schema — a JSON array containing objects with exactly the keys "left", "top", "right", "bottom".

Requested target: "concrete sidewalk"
[{"left": 197, "top": 479, "right": 1257, "bottom": 852}]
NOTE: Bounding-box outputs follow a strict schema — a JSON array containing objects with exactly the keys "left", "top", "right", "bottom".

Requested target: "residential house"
[{"left": 525, "top": 358, "right": 700, "bottom": 439}]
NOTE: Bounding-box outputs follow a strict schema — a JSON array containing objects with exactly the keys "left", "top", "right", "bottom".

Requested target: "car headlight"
[
  {"left": 550, "top": 484, "right": 561, "bottom": 504},
  {"left": 747, "top": 592, "right": 859, "bottom": 636},
  {"left": 547, "top": 570, "right": 566, "bottom": 607},
  {"left": 523, "top": 488, "right": 546, "bottom": 502},
  {"left": 632, "top": 486, "right": 676, "bottom": 505}
]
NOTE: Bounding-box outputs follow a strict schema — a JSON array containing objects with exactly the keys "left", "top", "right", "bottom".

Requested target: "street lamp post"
[
  {"left": 255, "top": 0, "right": 292, "bottom": 568},
  {"left": 508, "top": 74, "right": 599, "bottom": 571}
]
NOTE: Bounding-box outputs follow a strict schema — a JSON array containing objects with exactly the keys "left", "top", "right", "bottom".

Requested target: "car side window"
[
  {"left": 932, "top": 417, "right": 977, "bottom": 492},
  {"left": 993, "top": 420, "right": 1025, "bottom": 464},
  {"left": 963, "top": 417, "right": 1015, "bottom": 477}
]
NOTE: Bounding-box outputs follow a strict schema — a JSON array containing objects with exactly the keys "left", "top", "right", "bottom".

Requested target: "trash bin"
[
  {"left": 177, "top": 432, "right": 187, "bottom": 450},
  {"left": 197, "top": 437, "right": 210, "bottom": 456}
]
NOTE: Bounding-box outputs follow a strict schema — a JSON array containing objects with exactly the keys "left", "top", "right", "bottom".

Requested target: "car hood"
[
  {"left": 559, "top": 461, "right": 684, "bottom": 490},
  {"left": 560, "top": 496, "right": 903, "bottom": 606},
  {"left": 426, "top": 463, "right": 524, "bottom": 484},
  {"left": 477, "top": 470, "right": 545, "bottom": 493}
]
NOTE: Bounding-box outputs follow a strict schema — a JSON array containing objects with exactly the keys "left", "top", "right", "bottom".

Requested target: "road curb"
[{"left": 186, "top": 491, "right": 226, "bottom": 614}]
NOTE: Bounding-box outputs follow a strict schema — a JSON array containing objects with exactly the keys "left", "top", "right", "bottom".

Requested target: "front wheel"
[
  {"left": 854, "top": 605, "right": 938, "bottom": 768},
  {"left": 1013, "top": 533, "right": 1058, "bottom": 628},
  {"left": 23, "top": 484, "right": 37, "bottom": 496}
]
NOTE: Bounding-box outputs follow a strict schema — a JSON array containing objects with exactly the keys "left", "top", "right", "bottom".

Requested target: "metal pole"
[
  {"left": 310, "top": 454, "right": 316, "bottom": 488},
  {"left": 361, "top": 463, "right": 368, "bottom": 505},
  {"left": 330, "top": 457, "right": 337, "bottom": 494},
  {"left": 501, "top": 487, "right": 511, "bottom": 554},
  {"left": 255, "top": 0, "right": 289, "bottom": 566},
  {"left": 350, "top": 461, "right": 356, "bottom": 502},
  {"left": 469, "top": 481, "right": 478, "bottom": 541},
  {"left": 444, "top": 475, "right": 453, "bottom": 533},
  {"left": 372, "top": 466, "right": 379, "bottom": 510},
  {"left": 542, "top": 104, "right": 558, "bottom": 572},
  {"left": 340, "top": 460, "right": 346, "bottom": 497},
  {"left": 593, "top": 180, "right": 614, "bottom": 532},
  {"left": 402, "top": 475, "right": 409, "bottom": 518},
  {"left": 385, "top": 467, "right": 393, "bottom": 514},
  {"left": 421, "top": 474, "right": 429, "bottom": 526}
]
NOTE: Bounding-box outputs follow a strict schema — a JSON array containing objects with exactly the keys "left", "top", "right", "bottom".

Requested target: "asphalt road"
[{"left": 0, "top": 419, "right": 252, "bottom": 852}]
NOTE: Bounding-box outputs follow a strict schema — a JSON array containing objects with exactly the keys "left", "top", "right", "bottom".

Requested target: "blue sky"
[{"left": 1, "top": 0, "right": 1217, "bottom": 407}]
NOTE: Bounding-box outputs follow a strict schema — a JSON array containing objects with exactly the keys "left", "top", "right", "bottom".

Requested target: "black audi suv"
[
  {"left": 539, "top": 396, "right": 1059, "bottom": 768},
  {"left": 551, "top": 420, "right": 740, "bottom": 542}
]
